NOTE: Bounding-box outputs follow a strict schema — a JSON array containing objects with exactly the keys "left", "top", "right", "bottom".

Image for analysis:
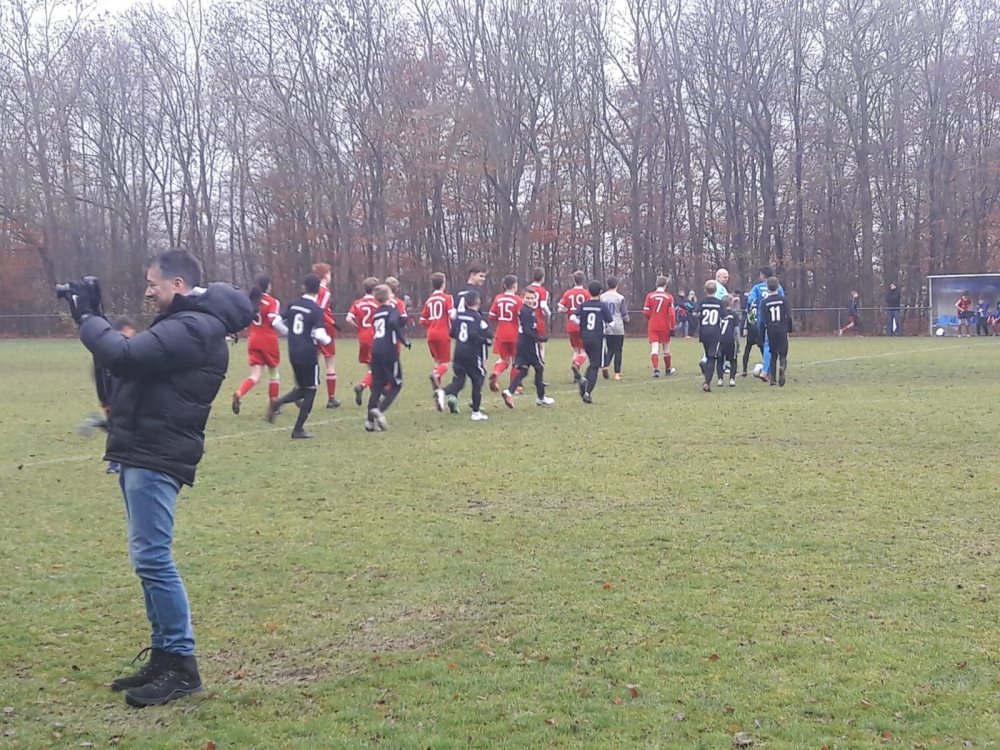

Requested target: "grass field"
[{"left": 3, "top": 335, "right": 1000, "bottom": 749}]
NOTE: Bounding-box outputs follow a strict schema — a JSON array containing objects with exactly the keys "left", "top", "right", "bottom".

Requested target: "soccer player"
[
  {"left": 761, "top": 277, "right": 793, "bottom": 386},
  {"left": 232, "top": 274, "right": 283, "bottom": 415},
  {"left": 454, "top": 262, "right": 488, "bottom": 314},
  {"left": 601, "top": 276, "right": 629, "bottom": 380},
  {"left": 954, "top": 291, "right": 973, "bottom": 337},
  {"left": 527, "top": 267, "right": 551, "bottom": 360},
  {"left": 267, "top": 274, "right": 331, "bottom": 439},
  {"left": 501, "top": 286, "right": 554, "bottom": 408},
  {"left": 435, "top": 289, "right": 492, "bottom": 421},
  {"left": 643, "top": 276, "right": 676, "bottom": 377},
  {"left": 558, "top": 270, "right": 589, "bottom": 382},
  {"left": 839, "top": 290, "right": 862, "bottom": 336},
  {"left": 572, "top": 280, "right": 612, "bottom": 404},
  {"left": 488, "top": 274, "right": 522, "bottom": 392},
  {"left": 367, "top": 284, "right": 411, "bottom": 431},
  {"left": 420, "top": 272, "right": 455, "bottom": 389},
  {"left": 741, "top": 297, "right": 763, "bottom": 377},
  {"left": 694, "top": 280, "right": 725, "bottom": 392},
  {"left": 746, "top": 266, "right": 784, "bottom": 378},
  {"left": 312, "top": 263, "right": 341, "bottom": 408},
  {"left": 385, "top": 276, "right": 409, "bottom": 320},
  {"left": 718, "top": 295, "right": 739, "bottom": 388},
  {"left": 976, "top": 296, "right": 991, "bottom": 336},
  {"left": 346, "top": 277, "right": 381, "bottom": 405}
]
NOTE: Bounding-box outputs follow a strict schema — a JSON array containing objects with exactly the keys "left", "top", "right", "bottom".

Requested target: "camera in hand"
[{"left": 55, "top": 276, "right": 105, "bottom": 322}]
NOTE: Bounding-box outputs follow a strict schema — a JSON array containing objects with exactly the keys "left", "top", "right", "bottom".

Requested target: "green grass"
[{"left": 3, "top": 336, "right": 1000, "bottom": 749}]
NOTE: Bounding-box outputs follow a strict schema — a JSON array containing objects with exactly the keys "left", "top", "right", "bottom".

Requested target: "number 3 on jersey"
[{"left": 374, "top": 318, "right": 386, "bottom": 338}]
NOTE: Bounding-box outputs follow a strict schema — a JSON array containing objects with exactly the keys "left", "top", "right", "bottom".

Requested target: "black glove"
[{"left": 58, "top": 277, "right": 104, "bottom": 325}]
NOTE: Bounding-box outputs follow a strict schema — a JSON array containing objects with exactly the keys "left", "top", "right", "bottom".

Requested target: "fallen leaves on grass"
[
  {"left": 265, "top": 623, "right": 278, "bottom": 631},
  {"left": 860, "top": 699, "right": 873, "bottom": 708},
  {"left": 626, "top": 684, "right": 639, "bottom": 698},
  {"left": 613, "top": 697, "right": 622, "bottom": 705},
  {"left": 545, "top": 718, "right": 557, "bottom": 725},
  {"left": 233, "top": 667, "right": 247, "bottom": 679},
  {"left": 707, "top": 653, "right": 720, "bottom": 661},
  {"left": 603, "top": 582, "right": 614, "bottom": 590},
  {"left": 732, "top": 732, "right": 755, "bottom": 747},
  {"left": 448, "top": 663, "right": 459, "bottom": 670},
  {"left": 200, "top": 743, "right": 216, "bottom": 750},
  {"left": 673, "top": 712, "right": 685, "bottom": 721},
  {"left": 881, "top": 730, "right": 893, "bottom": 739}
]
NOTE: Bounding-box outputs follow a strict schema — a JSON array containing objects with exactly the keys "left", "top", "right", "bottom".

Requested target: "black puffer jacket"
[{"left": 80, "top": 284, "right": 254, "bottom": 485}]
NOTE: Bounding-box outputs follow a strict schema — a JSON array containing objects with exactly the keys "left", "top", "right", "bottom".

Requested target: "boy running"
[
  {"left": 501, "top": 286, "right": 555, "bottom": 408},
  {"left": 419, "top": 272, "right": 455, "bottom": 388},
  {"left": 347, "top": 277, "right": 381, "bottom": 405},
  {"left": 761, "top": 277, "right": 793, "bottom": 386},
  {"left": 488, "top": 274, "right": 522, "bottom": 392},
  {"left": 435, "top": 289, "right": 493, "bottom": 421},
  {"left": 643, "top": 276, "right": 676, "bottom": 377},
  {"left": 312, "top": 263, "right": 341, "bottom": 408},
  {"left": 601, "top": 276, "right": 629, "bottom": 380},
  {"left": 267, "top": 274, "right": 331, "bottom": 438},
  {"left": 572, "top": 280, "right": 612, "bottom": 404},
  {"left": 558, "top": 270, "right": 589, "bottom": 382},
  {"left": 694, "top": 280, "right": 725, "bottom": 392},
  {"left": 233, "top": 274, "right": 283, "bottom": 414},
  {"left": 454, "top": 262, "right": 488, "bottom": 314},
  {"left": 839, "top": 290, "right": 862, "bottom": 336},
  {"left": 366, "top": 284, "right": 411, "bottom": 430},
  {"left": 527, "top": 267, "right": 551, "bottom": 360}
]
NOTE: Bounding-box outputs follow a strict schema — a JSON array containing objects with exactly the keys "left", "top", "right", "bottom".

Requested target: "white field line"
[{"left": 2, "top": 340, "right": 979, "bottom": 472}]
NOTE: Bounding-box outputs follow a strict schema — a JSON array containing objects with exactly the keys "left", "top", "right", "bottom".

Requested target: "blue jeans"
[
  {"left": 887, "top": 310, "right": 901, "bottom": 336},
  {"left": 119, "top": 467, "right": 195, "bottom": 656}
]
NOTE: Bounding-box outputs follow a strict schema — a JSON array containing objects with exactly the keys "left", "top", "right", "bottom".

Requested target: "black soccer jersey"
[
  {"left": 371, "top": 305, "right": 407, "bottom": 360},
  {"left": 694, "top": 296, "right": 726, "bottom": 343},
  {"left": 451, "top": 309, "right": 492, "bottom": 361},
  {"left": 282, "top": 296, "right": 326, "bottom": 365},
  {"left": 454, "top": 284, "right": 486, "bottom": 315},
  {"left": 575, "top": 299, "right": 613, "bottom": 342},
  {"left": 720, "top": 309, "right": 740, "bottom": 346},
  {"left": 762, "top": 295, "right": 792, "bottom": 336},
  {"left": 515, "top": 304, "right": 545, "bottom": 361}
]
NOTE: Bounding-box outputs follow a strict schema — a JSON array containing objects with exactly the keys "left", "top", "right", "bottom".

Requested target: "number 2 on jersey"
[{"left": 701, "top": 308, "right": 719, "bottom": 326}]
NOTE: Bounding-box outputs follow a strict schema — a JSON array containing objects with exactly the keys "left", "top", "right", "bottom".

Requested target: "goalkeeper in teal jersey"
[{"left": 745, "top": 265, "right": 784, "bottom": 377}]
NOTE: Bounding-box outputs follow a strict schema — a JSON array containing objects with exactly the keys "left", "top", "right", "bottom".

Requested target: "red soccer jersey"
[
  {"left": 248, "top": 293, "right": 281, "bottom": 348},
  {"left": 527, "top": 282, "right": 550, "bottom": 333},
  {"left": 420, "top": 290, "right": 454, "bottom": 340},
  {"left": 489, "top": 292, "right": 523, "bottom": 343},
  {"left": 348, "top": 295, "right": 380, "bottom": 345},
  {"left": 316, "top": 285, "right": 337, "bottom": 338},
  {"left": 644, "top": 290, "right": 676, "bottom": 332},
  {"left": 559, "top": 287, "right": 589, "bottom": 333},
  {"left": 957, "top": 297, "right": 972, "bottom": 312},
  {"left": 394, "top": 297, "right": 408, "bottom": 318}
]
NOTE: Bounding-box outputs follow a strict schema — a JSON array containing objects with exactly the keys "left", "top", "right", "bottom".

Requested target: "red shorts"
[
  {"left": 428, "top": 338, "right": 451, "bottom": 363},
  {"left": 648, "top": 330, "right": 672, "bottom": 344},
  {"left": 537, "top": 318, "right": 547, "bottom": 337},
  {"left": 248, "top": 345, "right": 280, "bottom": 368},
  {"left": 568, "top": 331, "right": 583, "bottom": 350},
  {"left": 494, "top": 340, "right": 517, "bottom": 360},
  {"left": 358, "top": 341, "right": 372, "bottom": 365},
  {"left": 318, "top": 340, "right": 336, "bottom": 358}
]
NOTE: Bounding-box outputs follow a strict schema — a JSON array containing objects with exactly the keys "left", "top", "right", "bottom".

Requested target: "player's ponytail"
[{"left": 249, "top": 274, "right": 271, "bottom": 317}]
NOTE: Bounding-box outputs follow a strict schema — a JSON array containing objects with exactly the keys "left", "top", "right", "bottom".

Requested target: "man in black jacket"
[
  {"left": 64, "top": 250, "right": 252, "bottom": 708},
  {"left": 886, "top": 282, "right": 902, "bottom": 336}
]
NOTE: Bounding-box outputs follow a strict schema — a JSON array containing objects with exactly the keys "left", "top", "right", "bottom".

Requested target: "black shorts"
[
  {"left": 292, "top": 361, "right": 320, "bottom": 389},
  {"left": 514, "top": 346, "right": 543, "bottom": 370},
  {"left": 702, "top": 340, "right": 722, "bottom": 358},
  {"left": 371, "top": 357, "right": 403, "bottom": 387},
  {"left": 958, "top": 311, "right": 973, "bottom": 320},
  {"left": 745, "top": 324, "right": 761, "bottom": 346},
  {"left": 583, "top": 337, "right": 604, "bottom": 363},
  {"left": 720, "top": 341, "right": 737, "bottom": 360},
  {"left": 767, "top": 333, "right": 789, "bottom": 356}
]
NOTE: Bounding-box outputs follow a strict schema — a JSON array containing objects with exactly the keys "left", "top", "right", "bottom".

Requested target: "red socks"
[
  {"left": 360, "top": 371, "right": 372, "bottom": 389},
  {"left": 664, "top": 353, "right": 671, "bottom": 370},
  {"left": 268, "top": 379, "right": 280, "bottom": 400},
  {"left": 433, "top": 363, "right": 450, "bottom": 379},
  {"left": 651, "top": 353, "right": 659, "bottom": 370},
  {"left": 236, "top": 377, "right": 255, "bottom": 398},
  {"left": 572, "top": 353, "right": 587, "bottom": 368},
  {"left": 326, "top": 374, "right": 337, "bottom": 398},
  {"left": 493, "top": 360, "right": 509, "bottom": 377}
]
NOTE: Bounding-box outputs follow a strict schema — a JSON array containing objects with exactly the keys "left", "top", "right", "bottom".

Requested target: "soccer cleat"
[
  {"left": 571, "top": 362, "right": 582, "bottom": 383},
  {"left": 702, "top": 382, "right": 711, "bottom": 392},
  {"left": 291, "top": 430, "right": 314, "bottom": 439},
  {"left": 666, "top": 367, "right": 676, "bottom": 375},
  {"left": 353, "top": 383, "right": 364, "bottom": 406},
  {"left": 447, "top": 395, "right": 460, "bottom": 414},
  {"left": 729, "top": 378, "right": 736, "bottom": 387},
  {"left": 326, "top": 397, "right": 341, "bottom": 409},
  {"left": 488, "top": 371, "right": 500, "bottom": 392},
  {"left": 536, "top": 396, "right": 556, "bottom": 406},
  {"left": 717, "top": 378, "right": 723, "bottom": 387},
  {"left": 265, "top": 399, "right": 279, "bottom": 423},
  {"left": 434, "top": 388, "right": 446, "bottom": 412},
  {"left": 231, "top": 392, "right": 241, "bottom": 415},
  {"left": 602, "top": 367, "right": 610, "bottom": 379},
  {"left": 471, "top": 411, "right": 489, "bottom": 421},
  {"left": 124, "top": 653, "right": 203, "bottom": 708},
  {"left": 582, "top": 392, "right": 593, "bottom": 404},
  {"left": 501, "top": 389, "right": 515, "bottom": 409},
  {"left": 111, "top": 647, "right": 167, "bottom": 693},
  {"left": 653, "top": 368, "right": 660, "bottom": 378},
  {"left": 741, "top": 371, "right": 748, "bottom": 377},
  {"left": 614, "top": 373, "right": 622, "bottom": 380},
  {"left": 370, "top": 409, "right": 388, "bottom": 431},
  {"left": 838, "top": 329, "right": 843, "bottom": 336},
  {"left": 363, "top": 420, "right": 376, "bottom": 432},
  {"left": 578, "top": 379, "right": 587, "bottom": 400},
  {"left": 778, "top": 366, "right": 786, "bottom": 387}
]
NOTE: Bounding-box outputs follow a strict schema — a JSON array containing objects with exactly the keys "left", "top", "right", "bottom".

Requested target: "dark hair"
[
  {"left": 503, "top": 274, "right": 518, "bottom": 291},
  {"left": 363, "top": 276, "right": 379, "bottom": 294},
  {"left": 430, "top": 272, "right": 446, "bottom": 290},
  {"left": 760, "top": 266, "right": 774, "bottom": 279},
  {"left": 249, "top": 273, "right": 271, "bottom": 315},
  {"left": 112, "top": 315, "right": 136, "bottom": 332},
  {"left": 467, "top": 262, "right": 486, "bottom": 277},
  {"left": 588, "top": 280, "right": 603, "bottom": 297},
  {"left": 303, "top": 273, "right": 321, "bottom": 295},
  {"left": 572, "top": 270, "right": 586, "bottom": 286},
  {"left": 464, "top": 289, "right": 481, "bottom": 308},
  {"left": 152, "top": 250, "right": 201, "bottom": 289},
  {"left": 532, "top": 267, "right": 545, "bottom": 283},
  {"left": 606, "top": 276, "right": 618, "bottom": 289}
]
